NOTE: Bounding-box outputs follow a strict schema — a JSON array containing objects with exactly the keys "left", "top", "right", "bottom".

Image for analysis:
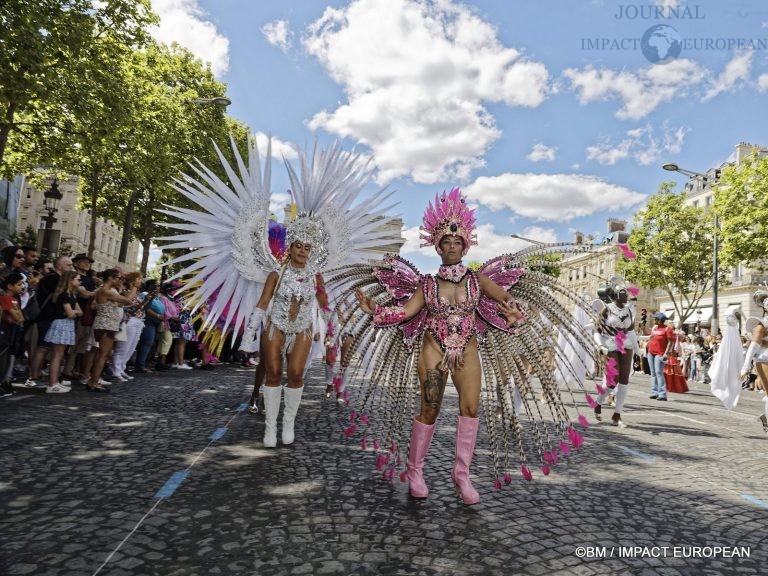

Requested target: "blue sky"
[{"left": 149, "top": 0, "right": 768, "bottom": 272}]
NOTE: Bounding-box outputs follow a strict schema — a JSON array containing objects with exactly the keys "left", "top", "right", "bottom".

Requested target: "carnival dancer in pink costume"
[{"left": 331, "top": 188, "right": 601, "bottom": 505}]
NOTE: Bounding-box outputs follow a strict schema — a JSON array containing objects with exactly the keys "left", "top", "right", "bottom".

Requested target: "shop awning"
[{"left": 691, "top": 307, "right": 712, "bottom": 322}]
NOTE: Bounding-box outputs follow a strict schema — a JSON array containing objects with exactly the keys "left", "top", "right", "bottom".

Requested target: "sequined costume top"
[
  {"left": 598, "top": 302, "right": 634, "bottom": 352},
  {"left": 422, "top": 271, "right": 481, "bottom": 370},
  {"left": 267, "top": 265, "right": 317, "bottom": 353}
]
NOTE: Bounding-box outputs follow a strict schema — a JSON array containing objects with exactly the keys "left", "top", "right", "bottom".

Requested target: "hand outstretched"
[
  {"left": 356, "top": 288, "right": 376, "bottom": 315},
  {"left": 497, "top": 299, "right": 523, "bottom": 327}
]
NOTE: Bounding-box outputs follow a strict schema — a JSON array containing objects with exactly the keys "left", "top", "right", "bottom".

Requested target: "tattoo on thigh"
[{"left": 423, "top": 368, "right": 446, "bottom": 409}]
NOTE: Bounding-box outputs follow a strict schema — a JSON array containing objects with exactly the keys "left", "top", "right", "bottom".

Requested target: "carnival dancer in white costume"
[
  {"left": 158, "top": 137, "right": 400, "bottom": 447},
  {"left": 708, "top": 308, "right": 743, "bottom": 411},
  {"left": 555, "top": 293, "right": 596, "bottom": 389},
  {"left": 591, "top": 279, "right": 637, "bottom": 428},
  {"left": 740, "top": 289, "right": 768, "bottom": 434}
]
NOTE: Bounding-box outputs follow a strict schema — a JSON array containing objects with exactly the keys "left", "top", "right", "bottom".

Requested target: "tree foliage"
[
  {"left": 0, "top": 0, "right": 156, "bottom": 176},
  {"left": 618, "top": 182, "right": 720, "bottom": 326},
  {"left": 714, "top": 151, "right": 768, "bottom": 271},
  {"left": 9, "top": 224, "right": 38, "bottom": 248}
]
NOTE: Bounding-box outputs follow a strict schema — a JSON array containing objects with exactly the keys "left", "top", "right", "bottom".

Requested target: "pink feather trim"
[
  {"left": 521, "top": 465, "right": 533, "bottom": 481},
  {"left": 614, "top": 331, "right": 627, "bottom": 353},
  {"left": 596, "top": 384, "right": 606, "bottom": 395},
  {"left": 578, "top": 414, "right": 590, "bottom": 428},
  {"left": 626, "top": 286, "right": 640, "bottom": 296},
  {"left": 605, "top": 356, "right": 618, "bottom": 387},
  {"left": 541, "top": 464, "right": 551, "bottom": 476},
  {"left": 617, "top": 243, "right": 637, "bottom": 259},
  {"left": 585, "top": 393, "right": 598, "bottom": 409}
]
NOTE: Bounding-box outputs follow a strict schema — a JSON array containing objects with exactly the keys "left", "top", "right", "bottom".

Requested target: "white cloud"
[
  {"left": 253, "top": 132, "right": 298, "bottom": 160},
  {"left": 526, "top": 143, "right": 557, "bottom": 162},
  {"left": 564, "top": 59, "right": 707, "bottom": 119},
  {"left": 150, "top": 0, "right": 230, "bottom": 76},
  {"left": 262, "top": 20, "right": 292, "bottom": 53},
  {"left": 586, "top": 123, "right": 688, "bottom": 166},
  {"left": 702, "top": 52, "right": 752, "bottom": 101},
  {"left": 464, "top": 173, "right": 645, "bottom": 222},
  {"left": 651, "top": 0, "right": 683, "bottom": 9},
  {"left": 400, "top": 223, "right": 558, "bottom": 262},
  {"left": 269, "top": 192, "right": 292, "bottom": 215},
  {"left": 303, "top": 0, "right": 550, "bottom": 184},
  {"left": 758, "top": 73, "right": 768, "bottom": 92}
]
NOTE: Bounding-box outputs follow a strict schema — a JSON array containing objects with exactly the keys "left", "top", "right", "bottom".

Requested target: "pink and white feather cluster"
[{"left": 420, "top": 187, "right": 477, "bottom": 255}]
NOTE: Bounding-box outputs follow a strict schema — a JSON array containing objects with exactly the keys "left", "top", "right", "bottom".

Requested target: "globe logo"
[{"left": 641, "top": 24, "right": 682, "bottom": 64}]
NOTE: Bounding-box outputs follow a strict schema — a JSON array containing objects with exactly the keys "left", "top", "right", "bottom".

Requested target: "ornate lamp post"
[
  {"left": 41, "top": 178, "right": 63, "bottom": 256},
  {"left": 695, "top": 308, "right": 702, "bottom": 335}
]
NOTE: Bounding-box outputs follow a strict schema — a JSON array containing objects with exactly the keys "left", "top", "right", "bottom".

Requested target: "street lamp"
[
  {"left": 188, "top": 96, "right": 231, "bottom": 107},
  {"left": 695, "top": 308, "right": 702, "bottom": 335},
  {"left": 663, "top": 162, "right": 720, "bottom": 336},
  {"left": 41, "top": 178, "right": 63, "bottom": 256},
  {"left": 510, "top": 233, "right": 545, "bottom": 245}
]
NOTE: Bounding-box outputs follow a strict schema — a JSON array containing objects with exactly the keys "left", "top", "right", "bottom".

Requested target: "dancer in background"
[
  {"left": 591, "top": 281, "right": 640, "bottom": 428},
  {"left": 741, "top": 290, "right": 768, "bottom": 434}
]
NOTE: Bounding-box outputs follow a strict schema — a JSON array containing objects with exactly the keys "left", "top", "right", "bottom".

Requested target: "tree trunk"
[
  {"left": 0, "top": 102, "right": 17, "bottom": 172},
  {"left": 88, "top": 169, "right": 99, "bottom": 258},
  {"left": 118, "top": 189, "right": 138, "bottom": 264},
  {"left": 139, "top": 188, "right": 155, "bottom": 275}
]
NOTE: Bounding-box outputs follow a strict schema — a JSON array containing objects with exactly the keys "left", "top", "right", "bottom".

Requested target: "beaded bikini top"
[
  {"left": 269, "top": 265, "right": 316, "bottom": 335},
  {"left": 422, "top": 272, "right": 481, "bottom": 370}
]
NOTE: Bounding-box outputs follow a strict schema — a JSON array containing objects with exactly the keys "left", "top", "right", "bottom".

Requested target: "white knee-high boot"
[
  {"left": 282, "top": 386, "right": 304, "bottom": 445},
  {"left": 262, "top": 385, "right": 283, "bottom": 447}
]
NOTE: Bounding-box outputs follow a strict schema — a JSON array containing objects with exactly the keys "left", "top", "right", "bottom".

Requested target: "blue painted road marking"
[
  {"left": 209, "top": 427, "right": 228, "bottom": 441},
  {"left": 155, "top": 471, "right": 189, "bottom": 499},
  {"left": 617, "top": 445, "right": 656, "bottom": 462},
  {"left": 741, "top": 494, "right": 768, "bottom": 509}
]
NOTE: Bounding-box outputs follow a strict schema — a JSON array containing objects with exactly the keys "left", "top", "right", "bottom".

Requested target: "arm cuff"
[{"left": 373, "top": 304, "right": 405, "bottom": 327}]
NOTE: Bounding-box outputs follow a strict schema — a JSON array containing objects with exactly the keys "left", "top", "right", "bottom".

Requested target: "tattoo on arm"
[{"left": 423, "top": 367, "right": 446, "bottom": 409}]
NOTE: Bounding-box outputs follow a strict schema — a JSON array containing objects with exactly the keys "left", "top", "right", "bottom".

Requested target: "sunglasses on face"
[{"left": 14, "top": 254, "right": 23, "bottom": 259}]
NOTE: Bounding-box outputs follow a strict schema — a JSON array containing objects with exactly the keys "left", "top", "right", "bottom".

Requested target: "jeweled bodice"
[
  {"left": 269, "top": 265, "right": 316, "bottom": 334},
  {"left": 423, "top": 272, "right": 480, "bottom": 369},
  {"left": 602, "top": 302, "right": 633, "bottom": 334}
]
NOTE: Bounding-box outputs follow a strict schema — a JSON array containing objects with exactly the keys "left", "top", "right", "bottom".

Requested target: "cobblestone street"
[{"left": 1, "top": 363, "right": 766, "bottom": 575}]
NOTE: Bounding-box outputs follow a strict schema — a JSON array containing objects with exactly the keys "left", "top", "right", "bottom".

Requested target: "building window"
[{"left": 692, "top": 200, "right": 699, "bottom": 208}]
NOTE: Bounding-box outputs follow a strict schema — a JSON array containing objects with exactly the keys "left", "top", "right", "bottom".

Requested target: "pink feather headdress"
[{"left": 420, "top": 187, "right": 477, "bottom": 256}]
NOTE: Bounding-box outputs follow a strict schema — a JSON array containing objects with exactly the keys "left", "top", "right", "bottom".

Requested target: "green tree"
[
  {"left": 0, "top": 0, "right": 156, "bottom": 175},
  {"left": 9, "top": 224, "right": 38, "bottom": 248},
  {"left": 618, "top": 182, "right": 720, "bottom": 326},
  {"left": 714, "top": 151, "right": 768, "bottom": 271},
  {"left": 92, "top": 42, "right": 245, "bottom": 273}
]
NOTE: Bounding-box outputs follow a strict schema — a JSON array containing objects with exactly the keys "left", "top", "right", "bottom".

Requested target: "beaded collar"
[{"left": 436, "top": 263, "right": 468, "bottom": 283}]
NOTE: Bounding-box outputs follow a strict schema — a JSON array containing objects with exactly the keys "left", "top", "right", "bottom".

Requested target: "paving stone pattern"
[{"left": 1, "top": 365, "right": 766, "bottom": 575}]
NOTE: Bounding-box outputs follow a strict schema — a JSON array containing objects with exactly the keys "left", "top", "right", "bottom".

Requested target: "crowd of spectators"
[{"left": 0, "top": 244, "right": 249, "bottom": 398}]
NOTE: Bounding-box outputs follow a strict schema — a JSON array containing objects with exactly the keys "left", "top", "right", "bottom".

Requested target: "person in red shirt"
[
  {"left": 647, "top": 312, "right": 675, "bottom": 401},
  {"left": 0, "top": 272, "right": 25, "bottom": 396}
]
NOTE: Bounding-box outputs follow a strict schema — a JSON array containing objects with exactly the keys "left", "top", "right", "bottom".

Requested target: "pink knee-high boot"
[
  {"left": 452, "top": 416, "right": 480, "bottom": 505},
  {"left": 406, "top": 418, "right": 436, "bottom": 498}
]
